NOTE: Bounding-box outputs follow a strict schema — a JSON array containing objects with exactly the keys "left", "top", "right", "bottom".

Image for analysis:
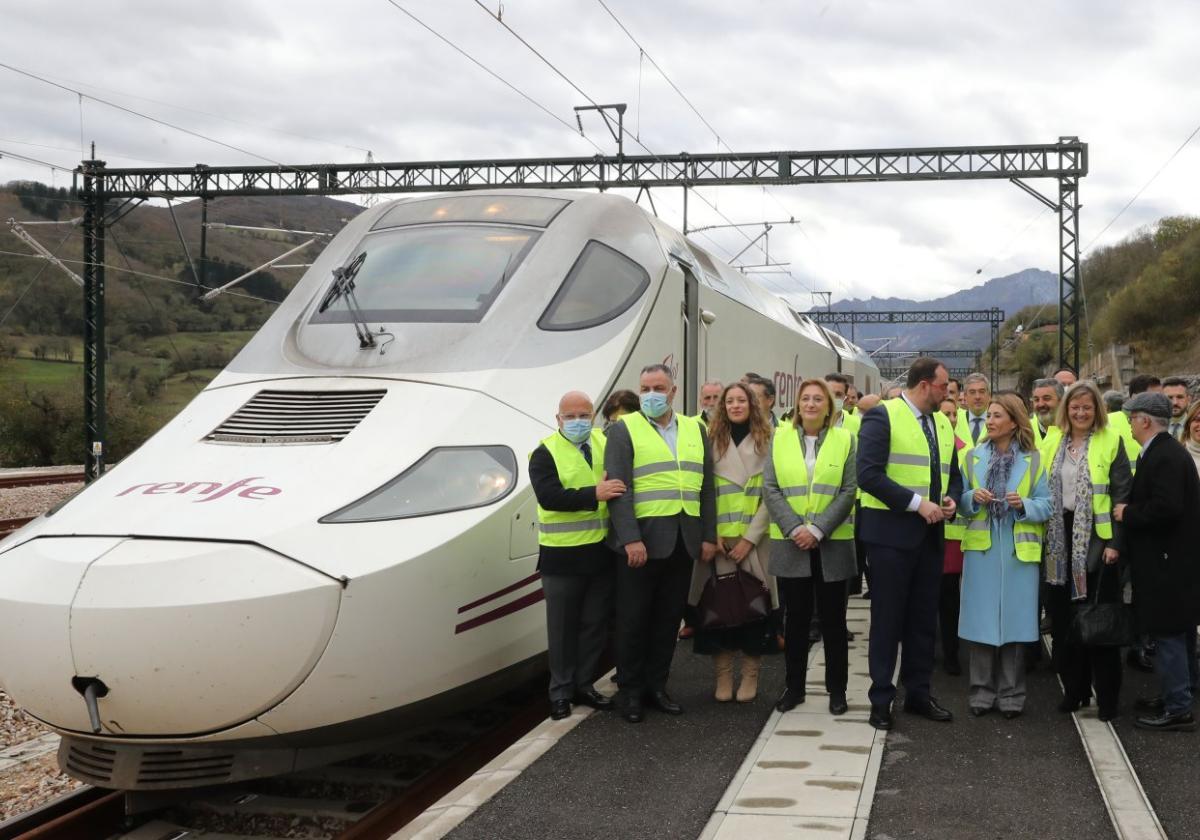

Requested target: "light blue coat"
[{"left": 957, "top": 441, "right": 1053, "bottom": 646}]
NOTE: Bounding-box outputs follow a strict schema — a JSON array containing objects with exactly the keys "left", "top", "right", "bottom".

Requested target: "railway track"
[
  {"left": 0, "top": 471, "right": 85, "bottom": 491},
  {"left": 0, "top": 679, "right": 549, "bottom": 840}
]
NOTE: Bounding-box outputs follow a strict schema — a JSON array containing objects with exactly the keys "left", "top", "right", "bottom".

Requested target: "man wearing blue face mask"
[
  {"left": 530, "top": 390, "right": 628, "bottom": 720},
  {"left": 604, "top": 364, "right": 718, "bottom": 722}
]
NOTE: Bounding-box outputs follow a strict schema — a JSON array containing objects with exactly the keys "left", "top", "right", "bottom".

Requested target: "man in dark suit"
[
  {"left": 857, "top": 357, "right": 963, "bottom": 730},
  {"left": 605, "top": 364, "right": 717, "bottom": 722},
  {"left": 1115, "top": 391, "right": 1200, "bottom": 731}
]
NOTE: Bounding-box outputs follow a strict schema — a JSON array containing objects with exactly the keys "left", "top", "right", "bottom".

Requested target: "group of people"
[{"left": 528, "top": 358, "right": 1200, "bottom": 735}]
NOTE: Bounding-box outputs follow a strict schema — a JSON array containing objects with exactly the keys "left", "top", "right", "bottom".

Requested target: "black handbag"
[
  {"left": 696, "top": 562, "right": 771, "bottom": 630},
  {"left": 1071, "top": 563, "right": 1135, "bottom": 647}
]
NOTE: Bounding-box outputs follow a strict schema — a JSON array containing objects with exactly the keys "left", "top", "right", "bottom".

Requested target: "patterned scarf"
[
  {"left": 1043, "top": 436, "right": 1093, "bottom": 599},
  {"left": 984, "top": 443, "right": 1016, "bottom": 519}
]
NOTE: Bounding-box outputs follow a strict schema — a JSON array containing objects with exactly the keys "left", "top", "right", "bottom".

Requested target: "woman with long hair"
[
  {"left": 1179, "top": 400, "right": 1200, "bottom": 476},
  {"left": 1042, "top": 381, "right": 1132, "bottom": 720},
  {"left": 687, "top": 382, "right": 777, "bottom": 702},
  {"left": 957, "top": 393, "right": 1052, "bottom": 718},
  {"left": 763, "top": 379, "right": 858, "bottom": 715}
]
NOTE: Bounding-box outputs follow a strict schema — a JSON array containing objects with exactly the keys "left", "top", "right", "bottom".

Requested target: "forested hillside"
[
  {"left": 993, "top": 215, "right": 1200, "bottom": 389},
  {"left": 0, "top": 181, "right": 363, "bottom": 466}
]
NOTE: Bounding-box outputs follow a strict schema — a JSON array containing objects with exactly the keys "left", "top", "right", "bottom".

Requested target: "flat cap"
[{"left": 1124, "top": 391, "right": 1171, "bottom": 419}]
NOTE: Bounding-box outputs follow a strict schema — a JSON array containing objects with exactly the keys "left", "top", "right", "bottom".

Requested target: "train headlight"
[{"left": 320, "top": 446, "right": 517, "bottom": 523}]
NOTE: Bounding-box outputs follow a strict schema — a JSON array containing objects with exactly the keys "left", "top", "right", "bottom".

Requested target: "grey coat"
[
  {"left": 603, "top": 412, "right": 717, "bottom": 561},
  {"left": 763, "top": 426, "right": 858, "bottom": 581},
  {"left": 1047, "top": 444, "right": 1133, "bottom": 572}
]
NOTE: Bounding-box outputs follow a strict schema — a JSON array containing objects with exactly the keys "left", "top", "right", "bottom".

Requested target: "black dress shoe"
[
  {"left": 775, "top": 687, "right": 806, "bottom": 712},
  {"left": 1002, "top": 709, "right": 1022, "bottom": 720},
  {"left": 970, "top": 706, "right": 991, "bottom": 717},
  {"left": 1098, "top": 708, "right": 1119, "bottom": 722},
  {"left": 573, "top": 687, "right": 614, "bottom": 710},
  {"left": 1135, "top": 710, "right": 1196, "bottom": 732},
  {"left": 829, "top": 693, "right": 849, "bottom": 716},
  {"left": 1058, "top": 696, "right": 1082, "bottom": 713},
  {"left": 645, "top": 690, "right": 683, "bottom": 715},
  {"left": 944, "top": 658, "right": 962, "bottom": 676},
  {"left": 1135, "top": 696, "right": 1165, "bottom": 714},
  {"left": 621, "top": 700, "right": 644, "bottom": 723},
  {"left": 869, "top": 705, "right": 893, "bottom": 730},
  {"left": 550, "top": 699, "right": 571, "bottom": 720},
  {"left": 904, "top": 697, "right": 953, "bottom": 722}
]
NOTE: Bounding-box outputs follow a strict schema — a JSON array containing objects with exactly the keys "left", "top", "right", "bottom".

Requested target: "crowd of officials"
[{"left": 528, "top": 359, "right": 1200, "bottom": 733}]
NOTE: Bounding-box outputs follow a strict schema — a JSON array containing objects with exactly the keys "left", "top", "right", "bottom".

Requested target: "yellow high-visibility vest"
[
  {"left": 768, "top": 425, "right": 855, "bottom": 540},
  {"left": 838, "top": 411, "right": 861, "bottom": 437},
  {"left": 1106, "top": 411, "right": 1141, "bottom": 472},
  {"left": 715, "top": 471, "right": 763, "bottom": 539},
  {"left": 1040, "top": 427, "right": 1121, "bottom": 540},
  {"left": 943, "top": 443, "right": 969, "bottom": 542},
  {"left": 961, "top": 444, "right": 1045, "bottom": 562},
  {"left": 623, "top": 411, "right": 705, "bottom": 519},
  {"left": 535, "top": 429, "right": 609, "bottom": 547},
  {"left": 860, "top": 399, "right": 953, "bottom": 510}
]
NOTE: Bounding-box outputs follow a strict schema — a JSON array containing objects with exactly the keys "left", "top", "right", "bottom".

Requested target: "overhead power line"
[
  {"left": 380, "top": 0, "right": 604, "bottom": 153},
  {"left": 0, "top": 147, "right": 76, "bottom": 173},
  {"left": 0, "top": 61, "right": 299, "bottom": 171},
  {"left": 470, "top": 1, "right": 803, "bottom": 286},
  {"left": 1081, "top": 117, "right": 1200, "bottom": 255}
]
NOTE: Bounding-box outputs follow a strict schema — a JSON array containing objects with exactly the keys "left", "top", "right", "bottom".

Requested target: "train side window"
[{"left": 538, "top": 240, "right": 650, "bottom": 331}]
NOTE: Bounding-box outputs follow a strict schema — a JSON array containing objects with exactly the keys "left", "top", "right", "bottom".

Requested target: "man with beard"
[{"left": 1030, "top": 377, "right": 1064, "bottom": 449}]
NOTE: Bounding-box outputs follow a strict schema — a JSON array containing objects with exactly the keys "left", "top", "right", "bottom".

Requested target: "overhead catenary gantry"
[
  {"left": 807, "top": 310, "right": 1006, "bottom": 390},
  {"left": 73, "top": 139, "right": 1086, "bottom": 479}
]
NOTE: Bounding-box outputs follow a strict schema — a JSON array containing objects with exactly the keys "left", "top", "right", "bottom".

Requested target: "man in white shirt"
[{"left": 960, "top": 373, "right": 990, "bottom": 445}]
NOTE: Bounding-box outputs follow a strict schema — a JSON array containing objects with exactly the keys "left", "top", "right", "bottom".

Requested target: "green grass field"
[{"left": 3, "top": 357, "right": 83, "bottom": 387}]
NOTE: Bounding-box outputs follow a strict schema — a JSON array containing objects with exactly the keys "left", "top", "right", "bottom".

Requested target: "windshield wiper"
[{"left": 318, "top": 253, "right": 378, "bottom": 349}]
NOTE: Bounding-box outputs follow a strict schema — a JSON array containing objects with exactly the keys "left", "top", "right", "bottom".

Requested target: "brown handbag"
[{"left": 696, "top": 562, "right": 771, "bottom": 629}]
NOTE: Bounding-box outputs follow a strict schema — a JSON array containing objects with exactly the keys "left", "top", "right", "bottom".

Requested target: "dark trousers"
[
  {"left": 779, "top": 551, "right": 848, "bottom": 695},
  {"left": 1153, "top": 633, "right": 1195, "bottom": 714},
  {"left": 1045, "top": 579, "right": 1122, "bottom": 714},
  {"left": 866, "top": 529, "right": 942, "bottom": 708},
  {"left": 614, "top": 539, "right": 692, "bottom": 698},
  {"left": 938, "top": 572, "right": 961, "bottom": 666},
  {"left": 543, "top": 571, "right": 614, "bottom": 701}
]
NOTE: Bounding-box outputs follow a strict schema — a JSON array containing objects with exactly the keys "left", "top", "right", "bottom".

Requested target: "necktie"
[
  {"left": 971, "top": 416, "right": 983, "bottom": 443},
  {"left": 1170, "top": 422, "right": 1181, "bottom": 439},
  {"left": 921, "top": 414, "right": 941, "bottom": 500},
  {"left": 580, "top": 441, "right": 593, "bottom": 467}
]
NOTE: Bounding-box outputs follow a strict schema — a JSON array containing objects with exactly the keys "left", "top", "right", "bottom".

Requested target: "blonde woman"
[
  {"left": 957, "top": 394, "right": 1052, "bottom": 718},
  {"left": 1041, "top": 381, "right": 1132, "bottom": 720},
  {"left": 763, "top": 379, "right": 857, "bottom": 715},
  {"left": 1179, "top": 400, "right": 1200, "bottom": 476},
  {"left": 688, "top": 382, "right": 777, "bottom": 702}
]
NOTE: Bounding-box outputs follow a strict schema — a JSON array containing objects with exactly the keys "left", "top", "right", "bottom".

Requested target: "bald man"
[
  {"left": 529, "top": 391, "right": 627, "bottom": 719},
  {"left": 1053, "top": 368, "right": 1077, "bottom": 387}
]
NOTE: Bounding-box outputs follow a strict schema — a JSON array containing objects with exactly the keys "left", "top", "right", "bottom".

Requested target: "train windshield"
[{"left": 309, "top": 225, "right": 539, "bottom": 324}]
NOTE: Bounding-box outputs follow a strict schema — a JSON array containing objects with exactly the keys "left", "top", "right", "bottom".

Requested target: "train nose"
[{"left": 0, "top": 536, "right": 340, "bottom": 736}]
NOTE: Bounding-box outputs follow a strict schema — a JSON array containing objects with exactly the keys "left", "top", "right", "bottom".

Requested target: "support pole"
[
  {"left": 80, "top": 159, "right": 107, "bottom": 481},
  {"left": 199, "top": 197, "right": 208, "bottom": 293},
  {"left": 1057, "top": 138, "right": 1082, "bottom": 374},
  {"left": 682, "top": 186, "right": 688, "bottom": 235}
]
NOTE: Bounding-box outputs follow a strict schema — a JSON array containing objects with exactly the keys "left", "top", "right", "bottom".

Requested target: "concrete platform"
[{"left": 396, "top": 595, "right": 1196, "bottom": 840}]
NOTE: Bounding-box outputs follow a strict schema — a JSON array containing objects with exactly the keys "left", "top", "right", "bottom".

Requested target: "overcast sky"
[{"left": 2, "top": 0, "right": 1198, "bottom": 305}]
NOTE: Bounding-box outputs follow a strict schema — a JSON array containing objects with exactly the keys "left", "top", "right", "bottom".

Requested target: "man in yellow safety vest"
[
  {"left": 857, "top": 357, "right": 964, "bottom": 730},
  {"left": 605, "top": 364, "right": 717, "bottom": 723},
  {"left": 530, "top": 391, "right": 628, "bottom": 720}
]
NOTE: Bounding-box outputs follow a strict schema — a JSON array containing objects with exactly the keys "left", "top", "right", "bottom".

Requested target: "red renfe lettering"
[{"left": 115, "top": 478, "right": 282, "bottom": 502}]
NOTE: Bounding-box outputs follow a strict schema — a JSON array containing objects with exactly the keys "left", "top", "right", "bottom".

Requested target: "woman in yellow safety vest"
[
  {"left": 687, "top": 382, "right": 777, "bottom": 702},
  {"left": 763, "top": 378, "right": 858, "bottom": 716},
  {"left": 958, "top": 393, "right": 1052, "bottom": 719},
  {"left": 1041, "top": 381, "right": 1133, "bottom": 721}
]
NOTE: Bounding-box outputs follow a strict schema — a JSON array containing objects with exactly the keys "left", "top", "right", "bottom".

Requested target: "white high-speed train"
[{"left": 0, "top": 190, "right": 877, "bottom": 789}]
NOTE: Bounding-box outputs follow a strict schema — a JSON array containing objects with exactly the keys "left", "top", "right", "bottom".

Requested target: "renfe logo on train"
[{"left": 116, "top": 477, "right": 282, "bottom": 502}]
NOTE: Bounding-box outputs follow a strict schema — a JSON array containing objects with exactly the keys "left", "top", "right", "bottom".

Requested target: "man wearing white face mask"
[
  {"left": 530, "top": 391, "right": 628, "bottom": 720},
  {"left": 605, "top": 365, "right": 718, "bottom": 722},
  {"left": 825, "top": 373, "right": 862, "bottom": 437}
]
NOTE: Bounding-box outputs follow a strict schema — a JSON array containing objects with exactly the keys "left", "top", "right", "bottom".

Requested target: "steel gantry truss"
[
  {"left": 871, "top": 348, "right": 985, "bottom": 385},
  {"left": 71, "top": 139, "right": 1085, "bottom": 479},
  {"left": 807, "top": 310, "right": 1005, "bottom": 390}
]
